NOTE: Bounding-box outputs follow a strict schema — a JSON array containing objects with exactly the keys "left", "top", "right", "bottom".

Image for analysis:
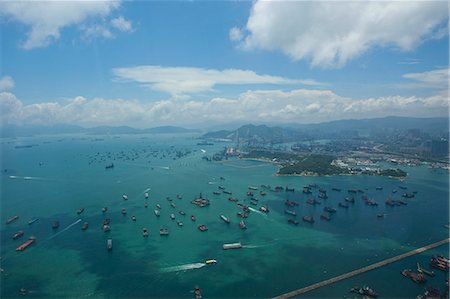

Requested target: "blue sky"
[{"left": 0, "top": 1, "right": 449, "bottom": 128}]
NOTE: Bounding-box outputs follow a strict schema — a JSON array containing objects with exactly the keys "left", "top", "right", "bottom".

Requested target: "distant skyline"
[{"left": 1, "top": 1, "right": 449, "bottom": 128}]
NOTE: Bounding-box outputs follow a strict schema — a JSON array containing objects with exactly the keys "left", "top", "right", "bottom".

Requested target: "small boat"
[
  {"left": 177, "top": 194, "right": 182, "bottom": 199},
  {"left": 376, "top": 187, "right": 383, "bottom": 190},
  {"left": 237, "top": 212, "right": 248, "bottom": 218},
  {"left": 218, "top": 185, "right": 225, "bottom": 190},
  {"left": 28, "top": 218, "right": 39, "bottom": 225},
  {"left": 103, "top": 224, "right": 110, "bottom": 232},
  {"left": 102, "top": 207, "right": 108, "bottom": 213},
  {"left": 285, "top": 209, "right": 297, "bottom": 216},
  {"left": 345, "top": 197, "right": 355, "bottom": 203},
  {"left": 223, "top": 190, "right": 232, "bottom": 195},
  {"left": 131, "top": 215, "right": 136, "bottom": 221},
  {"left": 228, "top": 197, "right": 238, "bottom": 202},
  {"left": 302, "top": 216, "right": 314, "bottom": 223},
  {"left": 156, "top": 204, "right": 161, "bottom": 209},
  {"left": 205, "top": 259, "right": 217, "bottom": 265},
  {"left": 331, "top": 188, "right": 341, "bottom": 192},
  {"left": 246, "top": 191, "right": 254, "bottom": 197},
  {"left": 198, "top": 224, "right": 208, "bottom": 232},
  {"left": 107, "top": 238, "right": 113, "bottom": 251},
  {"left": 143, "top": 228, "right": 149, "bottom": 237},
  {"left": 19, "top": 288, "right": 30, "bottom": 295},
  {"left": 177, "top": 221, "right": 183, "bottom": 226},
  {"left": 259, "top": 205, "right": 269, "bottom": 213},
  {"left": 191, "top": 215, "right": 196, "bottom": 221},
  {"left": 260, "top": 191, "right": 266, "bottom": 196},
  {"left": 16, "top": 237, "right": 36, "bottom": 251},
  {"left": 417, "top": 262, "right": 435, "bottom": 276},
  {"left": 194, "top": 286, "right": 202, "bottom": 299},
  {"left": 77, "top": 208, "right": 84, "bottom": 214},
  {"left": 13, "top": 230, "right": 24, "bottom": 240},
  {"left": 220, "top": 215, "right": 230, "bottom": 223},
  {"left": 144, "top": 202, "right": 148, "bottom": 208},
  {"left": 170, "top": 213, "right": 175, "bottom": 220},
  {"left": 6, "top": 215, "right": 19, "bottom": 224},
  {"left": 122, "top": 194, "right": 128, "bottom": 200},
  {"left": 121, "top": 208, "right": 127, "bottom": 215},
  {"left": 154, "top": 210, "right": 160, "bottom": 217},
  {"left": 179, "top": 210, "right": 186, "bottom": 216},
  {"left": 320, "top": 213, "right": 331, "bottom": 221},
  {"left": 223, "top": 242, "right": 242, "bottom": 250},
  {"left": 338, "top": 202, "right": 349, "bottom": 208},
  {"left": 170, "top": 203, "right": 176, "bottom": 208},
  {"left": 81, "top": 222, "right": 89, "bottom": 230},
  {"left": 350, "top": 285, "right": 378, "bottom": 298},
  {"left": 248, "top": 186, "right": 258, "bottom": 190},
  {"left": 159, "top": 228, "right": 169, "bottom": 235},
  {"left": 288, "top": 218, "right": 299, "bottom": 225},
  {"left": 144, "top": 192, "right": 149, "bottom": 199},
  {"left": 239, "top": 221, "right": 247, "bottom": 229},
  {"left": 377, "top": 214, "right": 385, "bottom": 218},
  {"left": 52, "top": 220, "right": 60, "bottom": 229},
  {"left": 323, "top": 207, "right": 337, "bottom": 213},
  {"left": 213, "top": 191, "right": 221, "bottom": 195}
]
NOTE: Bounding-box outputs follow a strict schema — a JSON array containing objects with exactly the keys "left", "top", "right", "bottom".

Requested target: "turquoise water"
[{"left": 1, "top": 134, "right": 448, "bottom": 298}]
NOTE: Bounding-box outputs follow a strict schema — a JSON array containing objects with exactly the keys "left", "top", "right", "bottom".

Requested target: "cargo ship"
[
  {"left": 350, "top": 285, "right": 378, "bottom": 298},
  {"left": 223, "top": 242, "right": 242, "bottom": 250},
  {"left": 28, "top": 218, "right": 39, "bottom": 225},
  {"left": 402, "top": 269, "right": 426, "bottom": 283},
  {"left": 16, "top": 237, "right": 36, "bottom": 251},
  {"left": 288, "top": 218, "right": 299, "bottom": 225},
  {"left": 6, "top": 215, "right": 19, "bottom": 224}
]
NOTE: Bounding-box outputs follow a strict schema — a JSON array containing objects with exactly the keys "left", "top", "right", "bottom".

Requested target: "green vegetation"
[
  {"left": 379, "top": 168, "right": 407, "bottom": 178},
  {"left": 278, "top": 154, "right": 345, "bottom": 176}
]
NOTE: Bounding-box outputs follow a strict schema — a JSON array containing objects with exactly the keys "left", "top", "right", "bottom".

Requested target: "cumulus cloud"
[
  {"left": 233, "top": 1, "right": 448, "bottom": 68},
  {"left": 0, "top": 76, "right": 15, "bottom": 91},
  {"left": 0, "top": 1, "right": 131, "bottom": 49},
  {"left": 111, "top": 16, "right": 133, "bottom": 32},
  {"left": 1, "top": 88, "right": 448, "bottom": 128},
  {"left": 229, "top": 27, "right": 243, "bottom": 42},
  {"left": 112, "top": 65, "right": 325, "bottom": 96}
]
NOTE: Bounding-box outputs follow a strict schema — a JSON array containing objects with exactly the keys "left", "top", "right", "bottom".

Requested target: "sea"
[{"left": 1, "top": 133, "right": 449, "bottom": 298}]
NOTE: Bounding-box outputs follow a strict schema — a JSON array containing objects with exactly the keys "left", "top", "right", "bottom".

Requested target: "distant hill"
[
  {"left": 203, "top": 116, "right": 449, "bottom": 143},
  {"left": 0, "top": 124, "right": 199, "bottom": 137}
]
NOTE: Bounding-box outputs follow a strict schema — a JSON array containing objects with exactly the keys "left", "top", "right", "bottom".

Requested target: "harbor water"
[{"left": 1, "top": 134, "right": 449, "bottom": 298}]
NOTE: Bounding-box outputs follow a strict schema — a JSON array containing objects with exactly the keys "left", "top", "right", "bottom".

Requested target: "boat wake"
[
  {"left": 160, "top": 262, "right": 206, "bottom": 273},
  {"left": 47, "top": 219, "right": 82, "bottom": 240},
  {"left": 248, "top": 207, "right": 266, "bottom": 216}
]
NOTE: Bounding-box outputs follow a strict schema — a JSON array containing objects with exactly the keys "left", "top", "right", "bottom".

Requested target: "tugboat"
[
  {"left": 107, "top": 238, "right": 113, "bottom": 251},
  {"left": 13, "top": 230, "right": 24, "bottom": 240},
  {"left": 198, "top": 224, "right": 208, "bottom": 232},
  {"left": 77, "top": 208, "right": 84, "bottom": 215},
  {"left": 159, "top": 228, "right": 169, "bottom": 235},
  {"left": 143, "top": 228, "right": 149, "bottom": 237},
  {"left": 239, "top": 221, "right": 247, "bottom": 230},
  {"left": 81, "top": 222, "right": 89, "bottom": 230},
  {"left": 154, "top": 209, "right": 161, "bottom": 217},
  {"left": 220, "top": 215, "right": 230, "bottom": 223},
  {"left": 52, "top": 220, "right": 60, "bottom": 229},
  {"left": 191, "top": 215, "right": 196, "bottom": 222},
  {"left": 350, "top": 285, "right": 378, "bottom": 298}
]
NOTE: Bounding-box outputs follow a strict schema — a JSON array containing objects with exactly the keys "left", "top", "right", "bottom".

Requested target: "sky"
[{"left": 0, "top": 0, "right": 449, "bottom": 128}]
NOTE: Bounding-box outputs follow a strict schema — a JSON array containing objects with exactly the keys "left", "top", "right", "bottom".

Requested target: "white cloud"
[
  {"left": 229, "top": 27, "right": 243, "bottom": 42},
  {"left": 112, "top": 65, "right": 325, "bottom": 96},
  {"left": 0, "top": 76, "right": 15, "bottom": 91},
  {"left": 0, "top": 1, "right": 127, "bottom": 49},
  {"left": 402, "top": 68, "right": 449, "bottom": 89},
  {"left": 234, "top": 1, "right": 448, "bottom": 68},
  {"left": 111, "top": 16, "right": 133, "bottom": 32},
  {"left": 1, "top": 88, "right": 448, "bottom": 128}
]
